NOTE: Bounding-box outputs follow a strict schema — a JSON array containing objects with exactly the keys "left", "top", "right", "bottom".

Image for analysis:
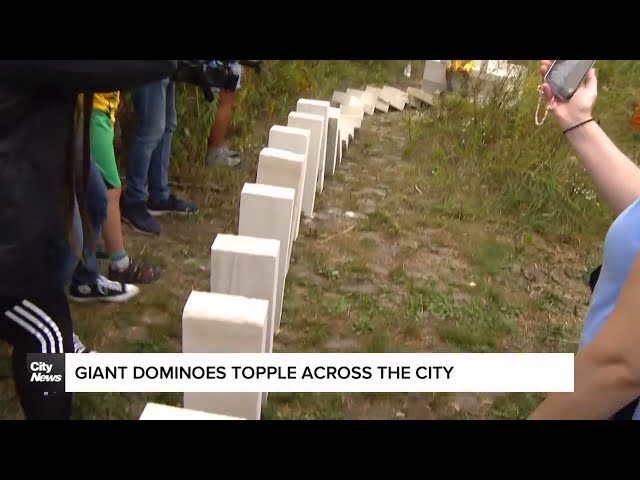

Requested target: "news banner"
[{"left": 26, "top": 353, "right": 574, "bottom": 393}]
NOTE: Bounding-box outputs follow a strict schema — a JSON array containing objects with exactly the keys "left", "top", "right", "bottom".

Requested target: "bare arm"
[
  {"left": 529, "top": 251, "right": 640, "bottom": 420},
  {"left": 564, "top": 120, "right": 640, "bottom": 216},
  {"left": 539, "top": 60, "right": 640, "bottom": 216},
  {"left": 0, "top": 60, "right": 178, "bottom": 94}
]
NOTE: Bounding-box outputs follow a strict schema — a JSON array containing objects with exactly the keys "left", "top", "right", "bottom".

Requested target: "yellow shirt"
[
  {"left": 78, "top": 91, "right": 120, "bottom": 127},
  {"left": 447, "top": 60, "right": 475, "bottom": 73}
]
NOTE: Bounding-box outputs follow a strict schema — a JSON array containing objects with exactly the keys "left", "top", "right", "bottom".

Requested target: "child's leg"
[
  {"left": 102, "top": 187, "right": 126, "bottom": 265},
  {"left": 68, "top": 116, "right": 139, "bottom": 303},
  {"left": 90, "top": 110, "right": 161, "bottom": 284}
]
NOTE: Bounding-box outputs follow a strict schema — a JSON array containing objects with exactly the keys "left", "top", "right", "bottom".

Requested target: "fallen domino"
[
  {"left": 379, "top": 86, "right": 406, "bottom": 111},
  {"left": 346, "top": 88, "right": 375, "bottom": 115}
]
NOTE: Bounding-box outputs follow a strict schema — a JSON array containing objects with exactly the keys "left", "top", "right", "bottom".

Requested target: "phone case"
[{"left": 545, "top": 60, "right": 595, "bottom": 100}]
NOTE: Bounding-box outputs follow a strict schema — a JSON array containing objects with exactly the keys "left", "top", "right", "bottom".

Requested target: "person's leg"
[
  {"left": 0, "top": 287, "right": 75, "bottom": 419},
  {"left": 68, "top": 124, "right": 140, "bottom": 303},
  {"left": 205, "top": 62, "right": 242, "bottom": 168},
  {"left": 69, "top": 154, "right": 106, "bottom": 289},
  {"left": 446, "top": 61, "right": 455, "bottom": 92},
  {"left": 120, "top": 80, "right": 168, "bottom": 235},
  {"left": 146, "top": 80, "right": 199, "bottom": 216},
  {"left": 84, "top": 111, "right": 162, "bottom": 285}
]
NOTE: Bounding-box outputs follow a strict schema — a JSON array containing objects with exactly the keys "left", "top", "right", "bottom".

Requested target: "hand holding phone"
[
  {"left": 544, "top": 60, "right": 596, "bottom": 101},
  {"left": 539, "top": 60, "right": 599, "bottom": 131}
]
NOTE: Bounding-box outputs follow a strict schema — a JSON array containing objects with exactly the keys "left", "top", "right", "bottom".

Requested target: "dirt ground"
[{"left": 0, "top": 102, "right": 595, "bottom": 420}]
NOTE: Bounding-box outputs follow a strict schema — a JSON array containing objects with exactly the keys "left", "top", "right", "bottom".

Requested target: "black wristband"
[{"left": 563, "top": 118, "right": 598, "bottom": 134}]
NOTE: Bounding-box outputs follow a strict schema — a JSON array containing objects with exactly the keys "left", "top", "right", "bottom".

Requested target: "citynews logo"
[{"left": 26, "top": 354, "right": 65, "bottom": 393}]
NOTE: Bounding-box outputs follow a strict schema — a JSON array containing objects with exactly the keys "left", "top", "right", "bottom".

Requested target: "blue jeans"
[
  {"left": 122, "top": 78, "right": 176, "bottom": 205},
  {"left": 59, "top": 159, "right": 108, "bottom": 288}
]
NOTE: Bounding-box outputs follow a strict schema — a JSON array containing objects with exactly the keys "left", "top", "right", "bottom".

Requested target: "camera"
[{"left": 174, "top": 60, "right": 240, "bottom": 102}]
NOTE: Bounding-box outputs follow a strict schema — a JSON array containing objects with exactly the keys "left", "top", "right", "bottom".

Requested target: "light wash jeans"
[
  {"left": 122, "top": 78, "right": 176, "bottom": 205},
  {"left": 58, "top": 158, "right": 108, "bottom": 288}
]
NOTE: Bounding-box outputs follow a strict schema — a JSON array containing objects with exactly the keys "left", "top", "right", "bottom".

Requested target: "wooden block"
[
  {"left": 383, "top": 85, "right": 409, "bottom": 101},
  {"left": 409, "top": 97, "right": 422, "bottom": 108},
  {"left": 210, "top": 233, "right": 280, "bottom": 405},
  {"left": 140, "top": 403, "right": 245, "bottom": 420},
  {"left": 182, "top": 290, "right": 268, "bottom": 420},
  {"left": 339, "top": 114, "right": 357, "bottom": 147},
  {"left": 296, "top": 99, "right": 330, "bottom": 193},
  {"left": 422, "top": 60, "right": 447, "bottom": 84},
  {"left": 375, "top": 99, "right": 390, "bottom": 112},
  {"left": 347, "top": 96, "right": 365, "bottom": 120},
  {"left": 361, "top": 91, "right": 379, "bottom": 113},
  {"left": 210, "top": 233, "right": 279, "bottom": 355},
  {"left": 331, "top": 90, "right": 351, "bottom": 107},
  {"left": 238, "top": 183, "right": 295, "bottom": 333},
  {"left": 365, "top": 85, "right": 382, "bottom": 96},
  {"left": 407, "top": 87, "right": 435, "bottom": 106},
  {"left": 325, "top": 107, "right": 340, "bottom": 176},
  {"left": 287, "top": 112, "right": 324, "bottom": 217},
  {"left": 257, "top": 144, "right": 306, "bottom": 242},
  {"left": 346, "top": 88, "right": 375, "bottom": 115},
  {"left": 266, "top": 126, "right": 310, "bottom": 241},
  {"left": 421, "top": 79, "right": 444, "bottom": 95},
  {"left": 381, "top": 86, "right": 407, "bottom": 110},
  {"left": 340, "top": 106, "right": 362, "bottom": 129}
]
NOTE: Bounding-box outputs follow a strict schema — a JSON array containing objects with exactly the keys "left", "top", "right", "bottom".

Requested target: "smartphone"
[{"left": 544, "top": 60, "right": 596, "bottom": 100}]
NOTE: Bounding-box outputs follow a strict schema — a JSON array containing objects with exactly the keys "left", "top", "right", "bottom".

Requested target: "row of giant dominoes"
[
  {"left": 137, "top": 79, "right": 469, "bottom": 420},
  {"left": 139, "top": 83, "right": 444, "bottom": 420},
  {"left": 138, "top": 68, "right": 527, "bottom": 420},
  {"left": 138, "top": 89, "right": 384, "bottom": 420}
]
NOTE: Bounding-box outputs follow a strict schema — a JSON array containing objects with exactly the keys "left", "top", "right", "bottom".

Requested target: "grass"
[{"left": 1, "top": 60, "right": 639, "bottom": 420}]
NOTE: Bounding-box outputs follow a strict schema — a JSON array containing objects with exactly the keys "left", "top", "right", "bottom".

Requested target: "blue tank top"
[{"left": 580, "top": 196, "right": 640, "bottom": 419}]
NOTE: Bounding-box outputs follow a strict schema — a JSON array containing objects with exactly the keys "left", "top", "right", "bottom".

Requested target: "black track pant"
[{"left": 0, "top": 287, "right": 74, "bottom": 420}]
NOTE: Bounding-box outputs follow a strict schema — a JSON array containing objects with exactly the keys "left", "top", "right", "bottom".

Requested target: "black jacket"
[{"left": 0, "top": 61, "right": 178, "bottom": 296}]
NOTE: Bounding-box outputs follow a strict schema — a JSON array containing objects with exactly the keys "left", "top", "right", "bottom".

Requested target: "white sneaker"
[{"left": 205, "top": 148, "right": 242, "bottom": 168}]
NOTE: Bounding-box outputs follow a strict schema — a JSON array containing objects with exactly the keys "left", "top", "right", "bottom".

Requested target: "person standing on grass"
[
  {"left": 204, "top": 61, "right": 243, "bottom": 168},
  {"left": 61, "top": 156, "right": 141, "bottom": 304},
  {"left": 70, "top": 91, "right": 161, "bottom": 303},
  {"left": 445, "top": 60, "right": 475, "bottom": 93},
  {"left": 57, "top": 158, "right": 138, "bottom": 352},
  {"left": 120, "top": 77, "right": 198, "bottom": 236},
  {"left": 0, "top": 60, "right": 179, "bottom": 420},
  {"left": 529, "top": 60, "right": 640, "bottom": 420}
]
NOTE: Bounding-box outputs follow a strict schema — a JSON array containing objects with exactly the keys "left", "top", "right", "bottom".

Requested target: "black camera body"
[{"left": 174, "top": 60, "right": 241, "bottom": 102}]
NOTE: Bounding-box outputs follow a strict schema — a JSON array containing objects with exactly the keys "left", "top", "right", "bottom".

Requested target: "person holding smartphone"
[{"left": 529, "top": 60, "right": 640, "bottom": 420}]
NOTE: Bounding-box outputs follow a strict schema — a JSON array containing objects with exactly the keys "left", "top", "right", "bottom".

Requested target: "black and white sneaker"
[
  {"left": 69, "top": 275, "right": 140, "bottom": 303},
  {"left": 73, "top": 333, "right": 96, "bottom": 353}
]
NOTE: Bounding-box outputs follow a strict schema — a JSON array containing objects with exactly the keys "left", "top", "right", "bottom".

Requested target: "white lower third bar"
[{"left": 63, "top": 353, "right": 574, "bottom": 393}]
